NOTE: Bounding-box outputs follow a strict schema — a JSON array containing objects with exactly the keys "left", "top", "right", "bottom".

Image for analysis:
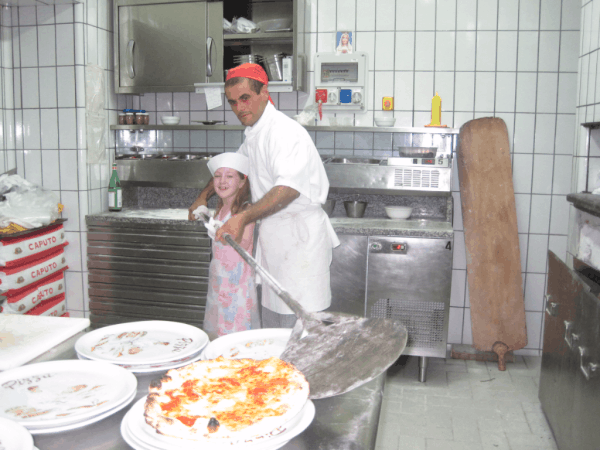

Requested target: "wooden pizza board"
[{"left": 457, "top": 117, "right": 527, "bottom": 370}]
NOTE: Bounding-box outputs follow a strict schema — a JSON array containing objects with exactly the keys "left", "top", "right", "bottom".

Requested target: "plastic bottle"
[{"left": 108, "top": 163, "right": 122, "bottom": 212}]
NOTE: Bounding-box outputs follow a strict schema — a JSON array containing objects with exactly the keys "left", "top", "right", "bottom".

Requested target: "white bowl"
[
  {"left": 385, "top": 206, "right": 413, "bottom": 219},
  {"left": 375, "top": 117, "right": 396, "bottom": 127},
  {"left": 161, "top": 116, "right": 181, "bottom": 125}
]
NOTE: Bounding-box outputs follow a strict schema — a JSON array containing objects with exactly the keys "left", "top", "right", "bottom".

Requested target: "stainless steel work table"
[{"left": 32, "top": 346, "right": 386, "bottom": 450}]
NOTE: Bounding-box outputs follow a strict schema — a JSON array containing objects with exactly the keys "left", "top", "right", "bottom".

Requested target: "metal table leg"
[{"left": 418, "top": 356, "right": 428, "bottom": 382}]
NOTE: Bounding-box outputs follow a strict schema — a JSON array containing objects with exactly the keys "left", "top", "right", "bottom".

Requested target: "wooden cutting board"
[
  {"left": 457, "top": 117, "right": 527, "bottom": 369},
  {"left": 0, "top": 315, "right": 90, "bottom": 371}
]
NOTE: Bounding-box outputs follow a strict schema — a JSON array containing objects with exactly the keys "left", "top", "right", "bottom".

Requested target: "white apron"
[{"left": 258, "top": 203, "right": 339, "bottom": 314}]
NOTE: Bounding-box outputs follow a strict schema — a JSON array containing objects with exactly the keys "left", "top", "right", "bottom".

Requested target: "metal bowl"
[
  {"left": 322, "top": 199, "right": 336, "bottom": 217},
  {"left": 344, "top": 201, "right": 367, "bottom": 218}
]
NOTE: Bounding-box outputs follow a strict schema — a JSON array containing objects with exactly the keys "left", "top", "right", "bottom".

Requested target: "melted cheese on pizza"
[{"left": 144, "top": 356, "right": 308, "bottom": 441}]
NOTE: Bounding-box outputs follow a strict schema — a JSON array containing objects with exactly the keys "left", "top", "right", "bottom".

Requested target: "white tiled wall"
[
  {"left": 570, "top": 0, "right": 600, "bottom": 261},
  {"left": 1, "top": 0, "right": 118, "bottom": 319},
  {"left": 1, "top": 0, "right": 584, "bottom": 354}
]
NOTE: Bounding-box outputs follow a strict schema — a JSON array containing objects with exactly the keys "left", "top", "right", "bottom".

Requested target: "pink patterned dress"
[{"left": 203, "top": 210, "right": 260, "bottom": 340}]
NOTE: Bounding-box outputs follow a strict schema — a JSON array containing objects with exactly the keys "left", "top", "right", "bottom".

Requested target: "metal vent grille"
[
  {"left": 370, "top": 299, "right": 445, "bottom": 349},
  {"left": 394, "top": 168, "right": 440, "bottom": 188}
]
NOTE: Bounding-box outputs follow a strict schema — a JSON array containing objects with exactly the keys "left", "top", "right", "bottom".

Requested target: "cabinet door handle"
[
  {"left": 578, "top": 346, "right": 599, "bottom": 380},
  {"left": 127, "top": 39, "right": 135, "bottom": 79},
  {"left": 206, "top": 37, "right": 214, "bottom": 78},
  {"left": 564, "top": 320, "right": 580, "bottom": 349},
  {"left": 545, "top": 295, "right": 559, "bottom": 316}
]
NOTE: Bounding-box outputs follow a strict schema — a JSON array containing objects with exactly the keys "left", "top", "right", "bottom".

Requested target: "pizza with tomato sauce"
[{"left": 144, "top": 356, "right": 309, "bottom": 441}]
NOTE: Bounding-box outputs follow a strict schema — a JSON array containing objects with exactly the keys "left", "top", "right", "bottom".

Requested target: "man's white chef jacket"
[{"left": 238, "top": 102, "right": 339, "bottom": 314}]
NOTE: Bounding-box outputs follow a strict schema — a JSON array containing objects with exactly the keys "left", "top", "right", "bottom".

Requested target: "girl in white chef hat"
[{"left": 195, "top": 153, "right": 260, "bottom": 340}]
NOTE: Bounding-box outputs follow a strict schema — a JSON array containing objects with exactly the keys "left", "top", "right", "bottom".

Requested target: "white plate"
[
  {"left": 203, "top": 328, "right": 292, "bottom": 360},
  {"left": 0, "top": 417, "right": 34, "bottom": 450},
  {"left": 75, "top": 321, "right": 209, "bottom": 365},
  {"left": 28, "top": 388, "right": 136, "bottom": 434},
  {"left": 76, "top": 348, "right": 205, "bottom": 373},
  {"left": 0, "top": 360, "right": 137, "bottom": 429},
  {"left": 124, "top": 396, "right": 313, "bottom": 450},
  {"left": 121, "top": 419, "right": 291, "bottom": 450}
]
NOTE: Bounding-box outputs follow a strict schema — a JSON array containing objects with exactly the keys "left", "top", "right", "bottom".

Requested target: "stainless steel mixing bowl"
[
  {"left": 343, "top": 201, "right": 367, "bottom": 218},
  {"left": 322, "top": 199, "right": 336, "bottom": 217}
]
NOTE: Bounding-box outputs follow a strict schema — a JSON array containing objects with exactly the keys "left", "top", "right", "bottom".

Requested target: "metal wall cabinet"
[
  {"left": 222, "top": 0, "right": 305, "bottom": 92},
  {"left": 113, "top": 0, "right": 306, "bottom": 93},
  {"left": 114, "top": 0, "right": 224, "bottom": 93},
  {"left": 540, "top": 251, "right": 600, "bottom": 450},
  {"left": 86, "top": 218, "right": 211, "bottom": 329}
]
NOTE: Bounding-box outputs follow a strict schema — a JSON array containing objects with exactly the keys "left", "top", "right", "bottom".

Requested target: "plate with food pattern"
[
  {"left": 75, "top": 321, "right": 209, "bottom": 365},
  {"left": 77, "top": 348, "right": 205, "bottom": 374},
  {"left": 203, "top": 328, "right": 293, "bottom": 361},
  {"left": 0, "top": 417, "right": 34, "bottom": 450},
  {"left": 0, "top": 360, "right": 137, "bottom": 429},
  {"left": 28, "top": 388, "right": 136, "bottom": 434}
]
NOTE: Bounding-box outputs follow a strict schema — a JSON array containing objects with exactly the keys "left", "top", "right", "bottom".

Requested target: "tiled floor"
[{"left": 375, "top": 355, "right": 558, "bottom": 450}]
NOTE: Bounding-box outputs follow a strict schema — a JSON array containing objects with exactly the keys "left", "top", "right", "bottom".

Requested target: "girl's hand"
[{"left": 216, "top": 211, "right": 247, "bottom": 244}]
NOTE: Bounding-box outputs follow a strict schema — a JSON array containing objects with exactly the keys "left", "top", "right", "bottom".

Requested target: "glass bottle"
[{"left": 108, "top": 163, "right": 122, "bottom": 212}]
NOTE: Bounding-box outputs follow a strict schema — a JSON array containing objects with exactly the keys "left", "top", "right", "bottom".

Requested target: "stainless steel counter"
[{"left": 32, "top": 346, "right": 386, "bottom": 450}]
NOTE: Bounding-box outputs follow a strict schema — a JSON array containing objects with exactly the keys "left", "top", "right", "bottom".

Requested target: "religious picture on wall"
[{"left": 336, "top": 31, "right": 353, "bottom": 54}]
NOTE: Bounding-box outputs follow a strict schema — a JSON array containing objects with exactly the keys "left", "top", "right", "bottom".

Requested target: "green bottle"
[{"left": 108, "top": 163, "right": 122, "bottom": 212}]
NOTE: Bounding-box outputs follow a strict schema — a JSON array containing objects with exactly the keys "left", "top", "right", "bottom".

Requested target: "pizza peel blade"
[{"left": 223, "top": 234, "right": 408, "bottom": 399}]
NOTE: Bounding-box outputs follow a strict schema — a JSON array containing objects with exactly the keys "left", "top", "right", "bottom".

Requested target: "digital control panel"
[{"left": 314, "top": 52, "right": 368, "bottom": 113}]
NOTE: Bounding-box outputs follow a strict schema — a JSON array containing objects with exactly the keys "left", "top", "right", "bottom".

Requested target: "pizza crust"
[{"left": 144, "top": 357, "right": 309, "bottom": 441}]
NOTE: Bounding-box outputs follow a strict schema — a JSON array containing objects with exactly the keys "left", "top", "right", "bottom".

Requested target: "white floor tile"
[{"left": 377, "top": 356, "right": 557, "bottom": 450}]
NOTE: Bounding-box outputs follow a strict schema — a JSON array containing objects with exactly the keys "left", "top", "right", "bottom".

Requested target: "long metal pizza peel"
[{"left": 222, "top": 233, "right": 408, "bottom": 400}]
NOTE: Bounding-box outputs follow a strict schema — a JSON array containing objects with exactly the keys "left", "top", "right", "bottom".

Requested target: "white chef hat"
[{"left": 207, "top": 153, "right": 250, "bottom": 176}]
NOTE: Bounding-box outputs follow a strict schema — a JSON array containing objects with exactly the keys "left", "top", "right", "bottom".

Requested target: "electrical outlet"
[
  {"left": 382, "top": 97, "right": 394, "bottom": 110},
  {"left": 316, "top": 89, "right": 328, "bottom": 103}
]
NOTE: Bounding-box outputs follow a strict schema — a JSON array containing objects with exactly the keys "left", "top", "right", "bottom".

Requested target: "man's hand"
[
  {"left": 188, "top": 179, "right": 215, "bottom": 221},
  {"left": 215, "top": 211, "right": 248, "bottom": 244}
]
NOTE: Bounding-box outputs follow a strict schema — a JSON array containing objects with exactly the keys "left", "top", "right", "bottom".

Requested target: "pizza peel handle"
[{"left": 223, "top": 234, "right": 408, "bottom": 400}]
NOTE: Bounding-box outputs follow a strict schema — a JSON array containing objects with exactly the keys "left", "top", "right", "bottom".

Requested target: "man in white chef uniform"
[{"left": 189, "top": 63, "right": 340, "bottom": 328}]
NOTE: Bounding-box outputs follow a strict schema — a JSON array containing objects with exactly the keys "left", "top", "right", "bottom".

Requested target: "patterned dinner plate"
[
  {"left": 0, "top": 360, "right": 137, "bottom": 429},
  {"left": 0, "top": 417, "right": 34, "bottom": 450},
  {"left": 76, "top": 349, "right": 205, "bottom": 374},
  {"left": 202, "top": 328, "right": 292, "bottom": 360},
  {"left": 75, "top": 321, "right": 209, "bottom": 365},
  {"left": 123, "top": 396, "right": 314, "bottom": 450}
]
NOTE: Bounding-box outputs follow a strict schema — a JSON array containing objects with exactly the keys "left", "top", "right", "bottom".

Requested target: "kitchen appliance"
[
  {"left": 222, "top": 233, "right": 408, "bottom": 400},
  {"left": 366, "top": 236, "right": 453, "bottom": 381},
  {"left": 325, "top": 133, "right": 456, "bottom": 196},
  {"left": 314, "top": 52, "right": 368, "bottom": 112},
  {"left": 539, "top": 251, "right": 600, "bottom": 450}
]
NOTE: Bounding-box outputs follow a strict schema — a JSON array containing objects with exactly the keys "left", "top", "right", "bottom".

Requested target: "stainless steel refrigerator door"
[{"left": 366, "top": 236, "right": 453, "bottom": 358}]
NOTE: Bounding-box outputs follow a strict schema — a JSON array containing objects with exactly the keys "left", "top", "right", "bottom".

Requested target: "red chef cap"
[{"left": 225, "top": 63, "right": 274, "bottom": 105}]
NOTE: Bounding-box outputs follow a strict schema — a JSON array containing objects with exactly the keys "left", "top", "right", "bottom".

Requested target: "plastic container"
[
  {"left": 118, "top": 114, "right": 126, "bottom": 125},
  {"left": 125, "top": 113, "right": 134, "bottom": 125}
]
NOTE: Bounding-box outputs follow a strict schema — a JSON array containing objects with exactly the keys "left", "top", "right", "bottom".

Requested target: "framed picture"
[{"left": 335, "top": 31, "right": 353, "bottom": 54}]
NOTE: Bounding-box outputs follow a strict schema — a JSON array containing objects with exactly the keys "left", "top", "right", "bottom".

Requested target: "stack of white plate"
[
  {"left": 121, "top": 395, "right": 314, "bottom": 450},
  {"left": 0, "top": 417, "right": 35, "bottom": 450},
  {"left": 121, "top": 328, "right": 314, "bottom": 450},
  {"left": 203, "top": 328, "right": 293, "bottom": 360},
  {"left": 0, "top": 360, "right": 137, "bottom": 435},
  {"left": 74, "top": 321, "right": 209, "bottom": 374}
]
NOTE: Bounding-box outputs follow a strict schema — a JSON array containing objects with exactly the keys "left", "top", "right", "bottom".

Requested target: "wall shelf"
[{"left": 111, "top": 124, "right": 460, "bottom": 134}]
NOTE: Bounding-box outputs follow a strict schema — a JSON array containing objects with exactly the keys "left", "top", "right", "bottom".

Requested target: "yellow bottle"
[{"left": 430, "top": 92, "right": 441, "bottom": 126}]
